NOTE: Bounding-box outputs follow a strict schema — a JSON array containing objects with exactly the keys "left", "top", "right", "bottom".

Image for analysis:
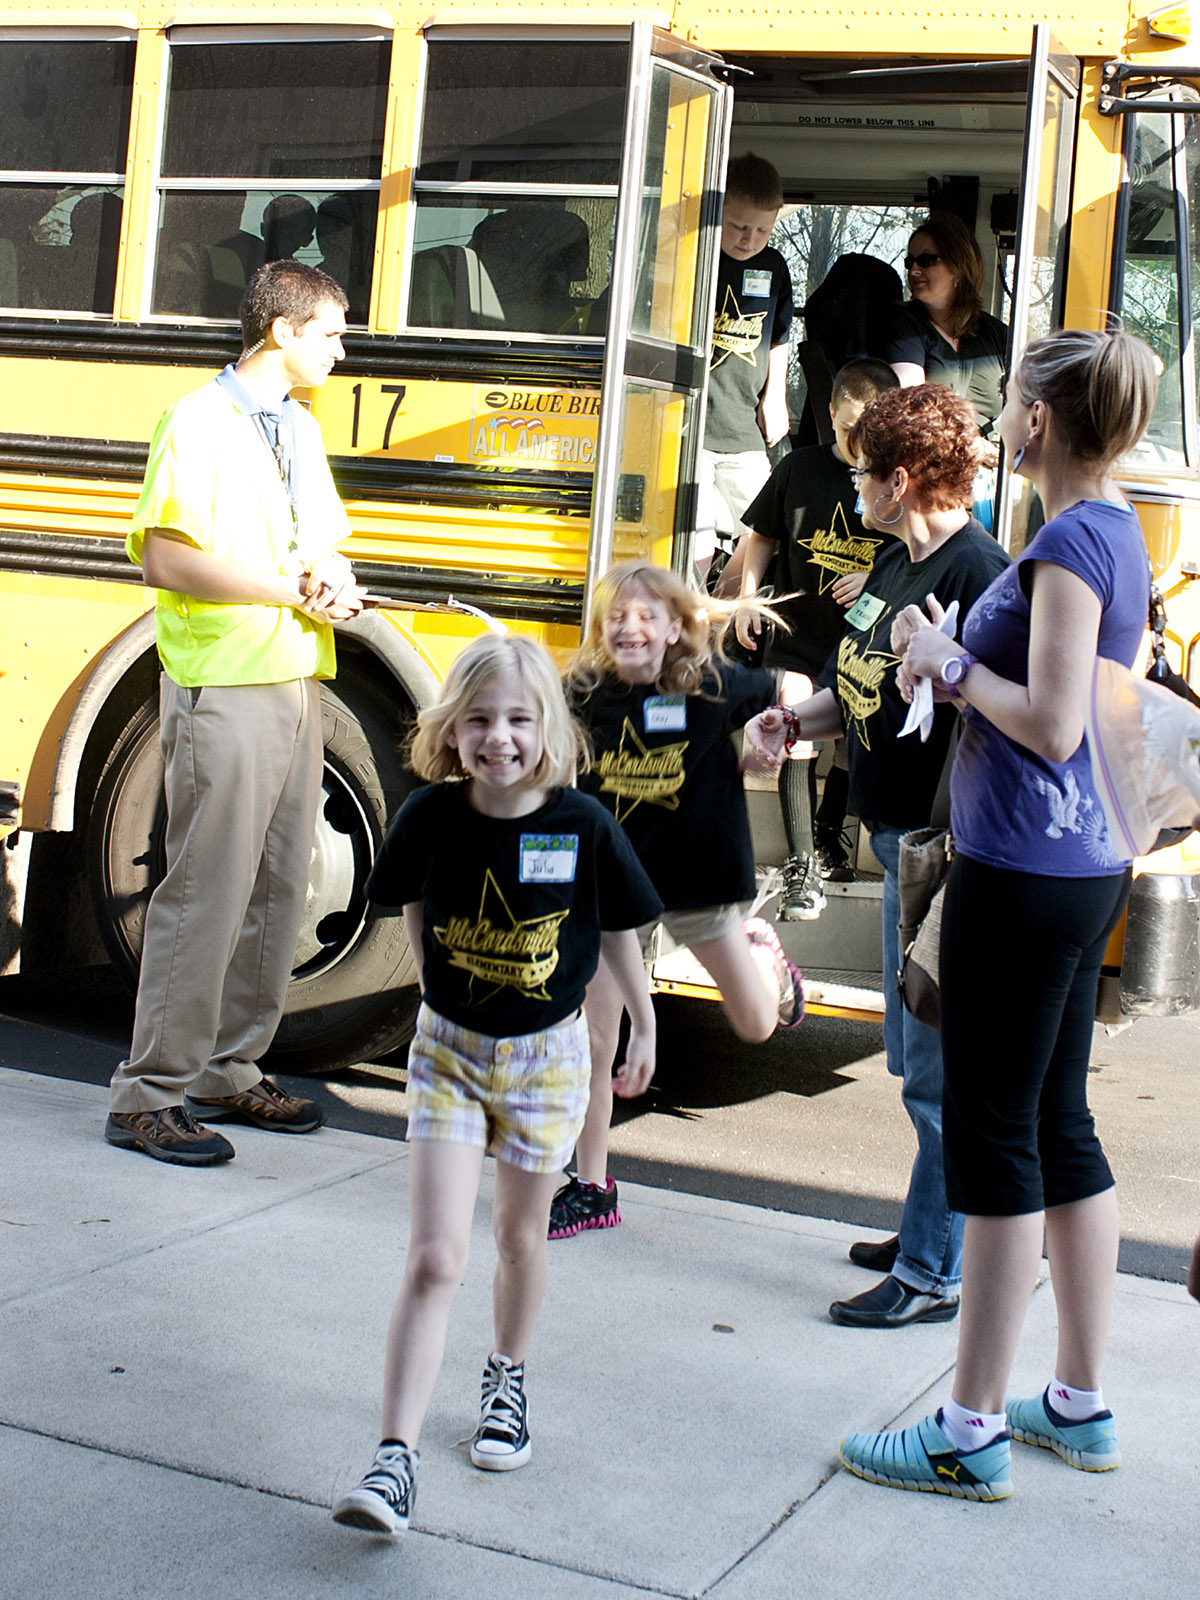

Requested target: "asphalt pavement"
[{"left": 3, "top": 1063, "right": 1198, "bottom": 1600}]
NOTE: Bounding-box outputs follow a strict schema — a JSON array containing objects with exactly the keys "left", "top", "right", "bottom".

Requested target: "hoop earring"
[
  {"left": 1011, "top": 439, "right": 1030, "bottom": 470},
  {"left": 872, "top": 494, "right": 904, "bottom": 526}
]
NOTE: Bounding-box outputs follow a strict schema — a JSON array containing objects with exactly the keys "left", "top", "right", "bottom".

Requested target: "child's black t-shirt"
[
  {"left": 366, "top": 784, "right": 661, "bottom": 1035},
  {"left": 572, "top": 662, "right": 777, "bottom": 910},
  {"left": 744, "top": 442, "right": 897, "bottom": 675}
]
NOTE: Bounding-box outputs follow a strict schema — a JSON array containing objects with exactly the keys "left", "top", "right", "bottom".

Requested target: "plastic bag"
[{"left": 1085, "top": 657, "right": 1200, "bottom": 859}]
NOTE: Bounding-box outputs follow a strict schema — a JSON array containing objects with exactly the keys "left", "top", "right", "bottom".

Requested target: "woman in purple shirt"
[{"left": 840, "top": 328, "right": 1160, "bottom": 1501}]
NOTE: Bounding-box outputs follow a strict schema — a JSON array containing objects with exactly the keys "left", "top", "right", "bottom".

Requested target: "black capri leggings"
[{"left": 940, "top": 853, "right": 1131, "bottom": 1217}]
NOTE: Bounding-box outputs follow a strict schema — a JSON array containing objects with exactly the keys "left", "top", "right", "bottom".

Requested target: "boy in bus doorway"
[
  {"left": 105, "top": 260, "right": 365, "bottom": 1166},
  {"left": 733, "top": 358, "right": 902, "bottom": 920},
  {"left": 696, "top": 152, "right": 794, "bottom": 586}
]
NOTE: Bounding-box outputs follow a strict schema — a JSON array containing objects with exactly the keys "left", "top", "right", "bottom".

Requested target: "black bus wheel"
[{"left": 86, "top": 670, "right": 420, "bottom": 1074}]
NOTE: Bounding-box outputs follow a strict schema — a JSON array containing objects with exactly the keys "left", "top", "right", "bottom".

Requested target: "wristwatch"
[{"left": 939, "top": 651, "right": 978, "bottom": 690}]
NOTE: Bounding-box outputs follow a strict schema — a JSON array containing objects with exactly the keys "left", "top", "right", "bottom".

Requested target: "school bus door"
[
  {"left": 995, "top": 26, "right": 1082, "bottom": 555},
  {"left": 586, "top": 25, "right": 733, "bottom": 610}
]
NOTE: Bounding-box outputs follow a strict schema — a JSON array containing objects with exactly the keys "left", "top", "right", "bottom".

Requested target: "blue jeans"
[{"left": 870, "top": 827, "right": 963, "bottom": 1296}]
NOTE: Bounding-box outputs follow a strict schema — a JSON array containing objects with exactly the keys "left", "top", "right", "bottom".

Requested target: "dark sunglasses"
[{"left": 904, "top": 252, "right": 942, "bottom": 271}]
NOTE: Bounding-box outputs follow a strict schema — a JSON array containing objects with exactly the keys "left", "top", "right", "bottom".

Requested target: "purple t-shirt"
[{"left": 951, "top": 500, "right": 1149, "bottom": 876}]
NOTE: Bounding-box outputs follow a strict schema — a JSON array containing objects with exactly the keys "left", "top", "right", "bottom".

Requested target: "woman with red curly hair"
[{"left": 748, "top": 383, "right": 1008, "bottom": 1330}]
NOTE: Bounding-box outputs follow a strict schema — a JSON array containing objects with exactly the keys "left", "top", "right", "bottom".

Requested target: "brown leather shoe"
[
  {"left": 105, "top": 1106, "right": 235, "bottom": 1166},
  {"left": 185, "top": 1077, "right": 325, "bottom": 1134}
]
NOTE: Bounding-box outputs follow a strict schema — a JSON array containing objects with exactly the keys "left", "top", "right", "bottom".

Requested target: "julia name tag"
[
  {"left": 644, "top": 695, "right": 687, "bottom": 732},
  {"left": 519, "top": 834, "right": 579, "bottom": 882}
]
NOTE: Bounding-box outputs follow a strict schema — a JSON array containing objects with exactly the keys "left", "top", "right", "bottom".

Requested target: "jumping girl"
[
  {"left": 333, "top": 633, "right": 661, "bottom": 1535},
  {"left": 547, "top": 561, "right": 806, "bottom": 1240}
]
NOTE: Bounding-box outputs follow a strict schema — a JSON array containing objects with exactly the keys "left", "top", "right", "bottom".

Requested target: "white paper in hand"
[{"left": 898, "top": 600, "right": 960, "bottom": 742}]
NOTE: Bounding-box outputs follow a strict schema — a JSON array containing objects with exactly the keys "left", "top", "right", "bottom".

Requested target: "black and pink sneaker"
[
  {"left": 547, "top": 1174, "right": 621, "bottom": 1240},
  {"left": 743, "top": 915, "right": 806, "bottom": 1029}
]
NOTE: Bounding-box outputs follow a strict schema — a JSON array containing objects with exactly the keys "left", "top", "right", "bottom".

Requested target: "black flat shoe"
[
  {"left": 829, "top": 1274, "right": 959, "bottom": 1329},
  {"left": 848, "top": 1233, "right": 900, "bottom": 1273}
]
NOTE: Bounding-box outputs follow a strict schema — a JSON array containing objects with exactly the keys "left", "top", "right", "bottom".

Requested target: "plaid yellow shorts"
[{"left": 406, "top": 1003, "right": 591, "bottom": 1174}]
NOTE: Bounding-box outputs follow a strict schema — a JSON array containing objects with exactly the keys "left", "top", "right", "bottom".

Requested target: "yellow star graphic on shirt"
[
  {"left": 710, "top": 284, "right": 768, "bottom": 369},
  {"left": 434, "top": 869, "right": 567, "bottom": 1004},
  {"left": 593, "top": 717, "right": 687, "bottom": 824},
  {"left": 797, "top": 501, "right": 886, "bottom": 594},
  {"left": 835, "top": 633, "right": 899, "bottom": 751}
]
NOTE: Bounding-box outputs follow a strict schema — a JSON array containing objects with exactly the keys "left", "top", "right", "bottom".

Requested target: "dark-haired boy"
[
  {"left": 106, "top": 260, "right": 364, "bottom": 1165},
  {"left": 738, "top": 358, "right": 900, "bottom": 918}
]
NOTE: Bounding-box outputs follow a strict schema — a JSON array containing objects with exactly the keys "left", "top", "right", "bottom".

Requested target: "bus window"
[
  {"left": 408, "top": 38, "right": 626, "bottom": 335},
  {"left": 1115, "top": 108, "right": 1195, "bottom": 467},
  {"left": 0, "top": 38, "right": 133, "bottom": 315},
  {"left": 151, "top": 37, "right": 388, "bottom": 323}
]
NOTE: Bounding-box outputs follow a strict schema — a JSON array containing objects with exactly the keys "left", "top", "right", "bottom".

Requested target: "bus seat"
[
  {"left": 204, "top": 244, "right": 250, "bottom": 318},
  {"left": 793, "top": 339, "right": 835, "bottom": 445},
  {"left": 0, "top": 238, "right": 17, "bottom": 308},
  {"left": 409, "top": 243, "right": 503, "bottom": 329},
  {"left": 802, "top": 252, "right": 904, "bottom": 373},
  {"left": 794, "top": 252, "right": 905, "bottom": 443},
  {"left": 467, "top": 206, "right": 589, "bottom": 333}
]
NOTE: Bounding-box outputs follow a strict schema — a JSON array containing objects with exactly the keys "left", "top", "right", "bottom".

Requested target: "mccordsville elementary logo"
[
  {"left": 434, "top": 870, "right": 567, "bottom": 1002},
  {"left": 800, "top": 506, "right": 885, "bottom": 593},
  {"left": 594, "top": 719, "right": 687, "bottom": 824},
  {"left": 710, "top": 284, "right": 767, "bottom": 368}
]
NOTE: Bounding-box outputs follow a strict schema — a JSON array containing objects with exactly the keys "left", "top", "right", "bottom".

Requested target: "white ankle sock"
[
  {"left": 1047, "top": 1379, "right": 1104, "bottom": 1421},
  {"left": 940, "top": 1397, "right": 1007, "bottom": 1452}
]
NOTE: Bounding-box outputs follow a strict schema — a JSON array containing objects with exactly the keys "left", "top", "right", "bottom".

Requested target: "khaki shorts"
[
  {"left": 639, "top": 902, "right": 748, "bottom": 957},
  {"left": 406, "top": 1003, "right": 590, "bottom": 1174}
]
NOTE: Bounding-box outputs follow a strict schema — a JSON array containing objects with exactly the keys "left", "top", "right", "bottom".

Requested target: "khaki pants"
[{"left": 109, "top": 674, "right": 323, "bottom": 1113}]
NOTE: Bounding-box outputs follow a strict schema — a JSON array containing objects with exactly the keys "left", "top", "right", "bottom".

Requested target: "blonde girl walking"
[{"left": 333, "top": 633, "right": 661, "bottom": 1534}]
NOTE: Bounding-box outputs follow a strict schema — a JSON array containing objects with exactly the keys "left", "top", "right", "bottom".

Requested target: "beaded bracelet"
[{"left": 773, "top": 704, "right": 803, "bottom": 750}]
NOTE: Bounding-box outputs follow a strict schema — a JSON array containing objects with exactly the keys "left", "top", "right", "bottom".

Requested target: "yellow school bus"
[{"left": 2, "top": 0, "right": 1199, "bottom": 1067}]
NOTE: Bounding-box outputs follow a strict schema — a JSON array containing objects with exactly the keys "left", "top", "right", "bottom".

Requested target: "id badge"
[
  {"left": 742, "top": 269, "right": 772, "bottom": 298},
  {"left": 519, "top": 834, "right": 579, "bottom": 883},
  {"left": 844, "top": 592, "right": 887, "bottom": 632},
  {"left": 644, "top": 695, "right": 687, "bottom": 732}
]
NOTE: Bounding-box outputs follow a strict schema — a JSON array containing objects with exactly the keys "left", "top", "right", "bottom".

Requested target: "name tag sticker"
[
  {"left": 742, "top": 270, "right": 772, "bottom": 298},
  {"left": 644, "top": 695, "right": 688, "bottom": 732},
  {"left": 519, "top": 834, "right": 579, "bottom": 883},
  {"left": 844, "top": 591, "right": 887, "bottom": 631}
]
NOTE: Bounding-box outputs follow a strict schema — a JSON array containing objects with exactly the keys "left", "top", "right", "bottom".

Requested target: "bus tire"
[{"left": 86, "top": 668, "right": 421, "bottom": 1075}]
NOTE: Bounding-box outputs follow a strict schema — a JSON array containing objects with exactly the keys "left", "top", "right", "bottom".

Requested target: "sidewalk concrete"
[{"left": 2, "top": 1065, "right": 1197, "bottom": 1599}]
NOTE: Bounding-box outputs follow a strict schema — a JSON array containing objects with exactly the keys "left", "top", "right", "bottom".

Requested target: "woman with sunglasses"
[{"left": 886, "top": 211, "right": 1009, "bottom": 438}]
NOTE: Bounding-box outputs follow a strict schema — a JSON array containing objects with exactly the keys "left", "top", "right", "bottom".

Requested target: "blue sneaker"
[
  {"left": 1006, "top": 1388, "right": 1121, "bottom": 1471},
  {"left": 840, "top": 1410, "right": 1012, "bottom": 1501}
]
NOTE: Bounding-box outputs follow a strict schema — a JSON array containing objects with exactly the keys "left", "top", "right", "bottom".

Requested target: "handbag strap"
[{"left": 929, "top": 718, "right": 959, "bottom": 833}]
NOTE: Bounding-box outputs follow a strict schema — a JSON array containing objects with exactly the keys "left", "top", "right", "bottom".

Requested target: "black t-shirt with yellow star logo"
[
  {"left": 819, "top": 519, "right": 1008, "bottom": 830},
  {"left": 573, "top": 662, "right": 778, "bottom": 911},
  {"left": 744, "top": 442, "right": 898, "bottom": 675},
  {"left": 366, "top": 785, "right": 661, "bottom": 1035},
  {"left": 704, "top": 246, "right": 794, "bottom": 453}
]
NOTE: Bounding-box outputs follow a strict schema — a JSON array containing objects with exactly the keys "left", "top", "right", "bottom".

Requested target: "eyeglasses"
[
  {"left": 848, "top": 467, "right": 869, "bottom": 485},
  {"left": 903, "top": 252, "right": 942, "bottom": 271}
]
